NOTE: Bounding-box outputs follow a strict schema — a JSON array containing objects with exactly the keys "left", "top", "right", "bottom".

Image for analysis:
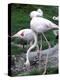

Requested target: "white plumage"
[{"left": 30, "top": 17, "right": 58, "bottom": 33}]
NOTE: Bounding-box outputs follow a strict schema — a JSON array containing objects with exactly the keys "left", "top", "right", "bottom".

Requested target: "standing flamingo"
[
  {"left": 25, "top": 9, "right": 58, "bottom": 69},
  {"left": 30, "top": 9, "right": 52, "bottom": 48}
]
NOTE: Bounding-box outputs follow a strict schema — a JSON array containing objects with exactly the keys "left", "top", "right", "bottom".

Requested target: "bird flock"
[{"left": 11, "top": 9, "right": 58, "bottom": 73}]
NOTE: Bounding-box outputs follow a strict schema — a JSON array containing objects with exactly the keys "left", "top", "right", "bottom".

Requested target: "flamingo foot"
[
  {"left": 42, "top": 53, "right": 48, "bottom": 75},
  {"left": 24, "top": 60, "right": 30, "bottom": 71}
]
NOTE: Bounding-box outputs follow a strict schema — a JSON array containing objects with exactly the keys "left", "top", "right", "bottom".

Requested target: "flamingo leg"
[
  {"left": 42, "top": 33, "right": 50, "bottom": 74},
  {"left": 30, "top": 40, "right": 34, "bottom": 47},
  {"left": 38, "top": 35, "right": 42, "bottom": 70},
  {"left": 42, "top": 51, "right": 48, "bottom": 75},
  {"left": 36, "top": 44, "right": 40, "bottom": 52},
  {"left": 39, "top": 35, "right": 42, "bottom": 59},
  {"left": 36, "top": 34, "right": 40, "bottom": 58},
  {"left": 40, "top": 35, "right": 42, "bottom": 50},
  {"left": 42, "top": 33, "right": 51, "bottom": 48}
]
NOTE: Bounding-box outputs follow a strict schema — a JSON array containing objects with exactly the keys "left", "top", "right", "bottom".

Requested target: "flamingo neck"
[{"left": 26, "top": 31, "right": 37, "bottom": 61}]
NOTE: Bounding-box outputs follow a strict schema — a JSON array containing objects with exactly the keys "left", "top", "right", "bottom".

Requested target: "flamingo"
[
  {"left": 25, "top": 9, "right": 58, "bottom": 69},
  {"left": 30, "top": 9, "right": 52, "bottom": 48},
  {"left": 12, "top": 28, "right": 39, "bottom": 52},
  {"left": 12, "top": 29, "right": 40, "bottom": 69}
]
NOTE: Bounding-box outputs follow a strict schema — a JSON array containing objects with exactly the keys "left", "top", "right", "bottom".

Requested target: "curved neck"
[{"left": 26, "top": 31, "right": 37, "bottom": 60}]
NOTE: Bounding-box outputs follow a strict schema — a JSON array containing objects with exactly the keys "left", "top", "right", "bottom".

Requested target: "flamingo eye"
[{"left": 20, "top": 32, "right": 24, "bottom": 36}]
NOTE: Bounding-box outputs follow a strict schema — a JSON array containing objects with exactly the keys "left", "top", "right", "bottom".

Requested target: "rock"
[{"left": 28, "top": 44, "right": 58, "bottom": 68}]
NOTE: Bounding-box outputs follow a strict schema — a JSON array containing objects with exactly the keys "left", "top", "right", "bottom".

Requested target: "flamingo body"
[{"left": 30, "top": 17, "right": 58, "bottom": 34}]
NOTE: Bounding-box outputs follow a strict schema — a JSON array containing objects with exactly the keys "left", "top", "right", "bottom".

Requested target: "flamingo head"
[
  {"left": 12, "top": 31, "right": 24, "bottom": 39},
  {"left": 37, "top": 9, "right": 43, "bottom": 17}
]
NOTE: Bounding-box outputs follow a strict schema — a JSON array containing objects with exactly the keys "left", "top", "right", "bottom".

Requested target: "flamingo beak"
[{"left": 11, "top": 34, "right": 18, "bottom": 38}]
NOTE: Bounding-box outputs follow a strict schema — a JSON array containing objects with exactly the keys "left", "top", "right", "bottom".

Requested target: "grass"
[
  {"left": 17, "top": 67, "right": 58, "bottom": 76},
  {"left": 11, "top": 45, "right": 24, "bottom": 55}
]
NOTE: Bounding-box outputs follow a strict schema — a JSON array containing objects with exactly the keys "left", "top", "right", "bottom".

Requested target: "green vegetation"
[{"left": 17, "top": 67, "right": 58, "bottom": 76}]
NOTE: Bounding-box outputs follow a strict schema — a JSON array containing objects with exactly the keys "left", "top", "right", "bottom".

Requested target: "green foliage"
[
  {"left": 11, "top": 45, "right": 24, "bottom": 55},
  {"left": 46, "top": 67, "right": 58, "bottom": 74},
  {"left": 29, "top": 68, "right": 41, "bottom": 75}
]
